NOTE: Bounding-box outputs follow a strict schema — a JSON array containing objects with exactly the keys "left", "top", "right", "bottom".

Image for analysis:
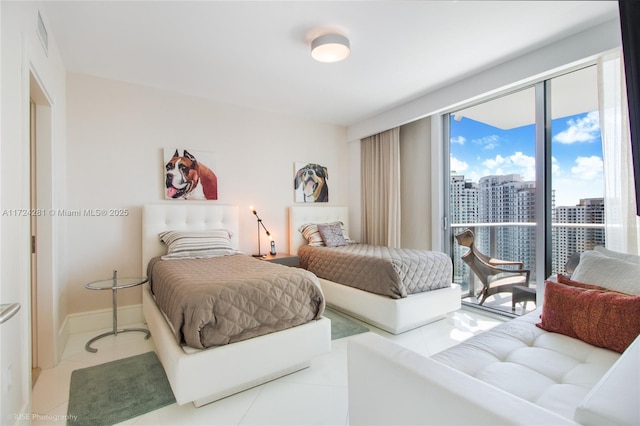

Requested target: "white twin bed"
[
  {"left": 288, "top": 206, "right": 461, "bottom": 334},
  {"left": 141, "top": 203, "right": 331, "bottom": 407}
]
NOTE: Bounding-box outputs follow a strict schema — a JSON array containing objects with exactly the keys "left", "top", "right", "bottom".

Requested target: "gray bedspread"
[
  {"left": 148, "top": 254, "right": 325, "bottom": 349},
  {"left": 298, "top": 244, "right": 452, "bottom": 299}
]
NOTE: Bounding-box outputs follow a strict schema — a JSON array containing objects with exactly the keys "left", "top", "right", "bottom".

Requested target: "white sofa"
[
  {"left": 349, "top": 313, "right": 639, "bottom": 425},
  {"left": 348, "top": 247, "right": 640, "bottom": 425}
]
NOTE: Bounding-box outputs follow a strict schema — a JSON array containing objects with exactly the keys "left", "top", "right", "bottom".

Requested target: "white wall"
[
  {"left": 65, "top": 73, "right": 348, "bottom": 314},
  {"left": 1, "top": 2, "right": 67, "bottom": 422}
]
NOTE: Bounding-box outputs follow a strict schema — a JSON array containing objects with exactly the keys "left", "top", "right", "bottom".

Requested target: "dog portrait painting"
[
  {"left": 164, "top": 148, "right": 218, "bottom": 200},
  {"left": 294, "top": 162, "right": 328, "bottom": 203}
]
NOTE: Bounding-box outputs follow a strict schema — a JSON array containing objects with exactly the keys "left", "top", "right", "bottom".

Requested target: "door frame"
[{"left": 29, "top": 70, "right": 56, "bottom": 370}]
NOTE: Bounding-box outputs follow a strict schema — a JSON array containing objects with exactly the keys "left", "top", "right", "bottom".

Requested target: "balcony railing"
[{"left": 451, "top": 222, "right": 605, "bottom": 314}]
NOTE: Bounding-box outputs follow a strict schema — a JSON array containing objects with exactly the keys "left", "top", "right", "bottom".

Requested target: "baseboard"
[
  {"left": 60, "top": 304, "right": 144, "bottom": 339},
  {"left": 57, "top": 316, "right": 69, "bottom": 364}
]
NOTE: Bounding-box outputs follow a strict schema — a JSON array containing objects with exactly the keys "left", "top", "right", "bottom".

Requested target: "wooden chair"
[{"left": 455, "top": 229, "right": 531, "bottom": 306}]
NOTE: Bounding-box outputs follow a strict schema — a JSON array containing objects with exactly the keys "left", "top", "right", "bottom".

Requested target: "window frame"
[{"left": 442, "top": 64, "right": 602, "bottom": 300}]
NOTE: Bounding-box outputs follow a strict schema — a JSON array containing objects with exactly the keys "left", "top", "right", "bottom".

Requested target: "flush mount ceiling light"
[{"left": 311, "top": 34, "right": 350, "bottom": 63}]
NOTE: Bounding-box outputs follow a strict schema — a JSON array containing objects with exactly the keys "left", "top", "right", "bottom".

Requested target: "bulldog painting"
[
  {"left": 164, "top": 148, "right": 218, "bottom": 200},
  {"left": 294, "top": 162, "right": 328, "bottom": 203}
]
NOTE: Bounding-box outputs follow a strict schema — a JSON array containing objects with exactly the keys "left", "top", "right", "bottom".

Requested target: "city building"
[
  {"left": 553, "top": 198, "right": 606, "bottom": 274},
  {"left": 453, "top": 173, "right": 605, "bottom": 292}
]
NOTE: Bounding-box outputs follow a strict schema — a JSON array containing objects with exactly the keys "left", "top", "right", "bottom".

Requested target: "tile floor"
[
  {"left": 30, "top": 308, "right": 504, "bottom": 426},
  {"left": 463, "top": 291, "right": 538, "bottom": 316}
]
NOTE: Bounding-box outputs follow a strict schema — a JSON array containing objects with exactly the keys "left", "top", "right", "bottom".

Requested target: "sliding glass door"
[
  {"left": 549, "top": 67, "right": 605, "bottom": 275},
  {"left": 446, "top": 65, "right": 604, "bottom": 315}
]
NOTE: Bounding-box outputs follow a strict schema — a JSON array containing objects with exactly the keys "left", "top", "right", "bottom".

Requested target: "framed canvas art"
[
  {"left": 164, "top": 148, "right": 218, "bottom": 200},
  {"left": 294, "top": 162, "right": 328, "bottom": 202}
]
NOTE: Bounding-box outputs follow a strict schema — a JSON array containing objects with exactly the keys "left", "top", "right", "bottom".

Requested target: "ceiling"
[
  {"left": 40, "top": 1, "right": 619, "bottom": 127},
  {"left": 456, "top": 65, "right": 598, "bottom": 130}
]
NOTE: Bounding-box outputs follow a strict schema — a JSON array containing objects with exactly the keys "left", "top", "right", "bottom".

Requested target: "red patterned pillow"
[{"left": 537, "top": 281, "right": 640, "bottom": 353}]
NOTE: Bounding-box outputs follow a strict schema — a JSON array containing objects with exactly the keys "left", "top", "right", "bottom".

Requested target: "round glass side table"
[{"left": 84, "top": 270, "right": 151, "bottom": 353}]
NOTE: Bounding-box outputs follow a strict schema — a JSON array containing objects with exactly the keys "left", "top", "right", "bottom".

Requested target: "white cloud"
[
  {"left": 509, "top": 151, "right": 536, "bottom": 169},
  {"left": 481, "top": 151, "right": 535, "bottom": 180},
  {"left": 553, "top": 175, "right": 604, "bottom": 206},
  {"left": 472, "top": 134, "right": 500, "bottom": 149},
  {"left": 450, "top": 136, "right": 466, "bottom": 145},
  {"left": 553, "top": 111, "right": 600, "bottom": 144},
  {"left": 551, "top": 156, "right": 560, "bottom": 175},
  {"left": 552, "top": 155, "right": 603, "bottom": 205},
  {"left": 450, "top": 156, "right": 468, "bottom": 173},
  {"left": 571, "top": 155, "right": 603, "bottom": 180},
  {"left": 483, "top": 154, "right": 506, "bottom": 169}
]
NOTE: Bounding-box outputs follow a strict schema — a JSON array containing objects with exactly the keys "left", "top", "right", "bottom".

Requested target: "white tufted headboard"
[
  {"left": 142, "top": 203, "right": 240, "bottom": 275},
  {"left": 288, "top": 206, "right": 349, "bottom": 255}
]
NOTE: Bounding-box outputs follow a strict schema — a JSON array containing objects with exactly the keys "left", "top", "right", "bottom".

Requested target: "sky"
[{"left": 450, "top": 110, "right": 603, "bottom": 207}]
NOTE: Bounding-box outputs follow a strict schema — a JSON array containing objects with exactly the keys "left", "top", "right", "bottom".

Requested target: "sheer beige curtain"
[{"left": 360, "top": 127, "right": 401, "bottom": 247}]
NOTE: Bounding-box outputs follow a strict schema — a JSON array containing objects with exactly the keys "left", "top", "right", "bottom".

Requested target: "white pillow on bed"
[
  {"left": 298, "top": 222, "right": 354, "bottom": 246},
  {"left": 159, "top": 229, "right": 238, "bottom": 260}
]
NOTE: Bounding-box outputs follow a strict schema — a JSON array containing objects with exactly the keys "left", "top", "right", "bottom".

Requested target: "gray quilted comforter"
[
  {"left": 298, "top": 244, "right": 452, "bottom": 299},
  {"left": 148, "top": 254, "right": 325, "bottom": 349}
]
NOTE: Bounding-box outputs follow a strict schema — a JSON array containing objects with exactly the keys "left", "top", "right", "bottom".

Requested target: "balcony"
[{"left": 452, "top": 222, "right": 605, "bottom": 315}]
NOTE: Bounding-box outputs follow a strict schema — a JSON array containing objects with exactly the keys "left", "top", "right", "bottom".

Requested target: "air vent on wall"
[{"left": 37, "top": 11, "right": 48, "bottom": 56}]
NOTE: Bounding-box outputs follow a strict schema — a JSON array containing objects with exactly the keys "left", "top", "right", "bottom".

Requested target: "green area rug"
[
  {"left": 67, "top": 351, "right": 175, "bottom": 426},
  {"left": 325, "top": 308, "right": 369, "bottom": 340},
  {"left": 67, "top": 314, "right": 366, "bottom": 424}
]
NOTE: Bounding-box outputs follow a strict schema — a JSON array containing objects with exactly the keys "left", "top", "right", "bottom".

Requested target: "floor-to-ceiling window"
[
  {"left": 445, "top": 65, "right": 604, "bottom": 315},
  {"left": 549, "top": 67, "right": 605, "bottom": 275}
]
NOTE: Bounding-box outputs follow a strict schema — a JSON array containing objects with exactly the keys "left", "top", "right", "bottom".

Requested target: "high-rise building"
[
  {"left": 450, "top": 175, "right": 478, "bottom": 224},
  {"left": 450, "top": 175, "right": 478, "bottom": 283},
  {"left": 452, "top": 173, "right": 605, "bottom": 293},
  {"left": 477, "top": 174, "right": 536, "bottom": 276},
  {"left": 553, "top": 198, "right": 605, "bottom": 274}
]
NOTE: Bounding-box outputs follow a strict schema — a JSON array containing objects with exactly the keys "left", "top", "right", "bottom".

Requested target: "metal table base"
[
  {"left": 85, "top": 328, "right": 151, "bottom": 353},
  {"left": 85, "top": 271, "right": 151, "bottom": 353}
]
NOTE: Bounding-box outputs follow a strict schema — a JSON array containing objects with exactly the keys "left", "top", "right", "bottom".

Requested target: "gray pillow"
[{"left": 317, "top": 223, "right": 348, "bottom": 247}]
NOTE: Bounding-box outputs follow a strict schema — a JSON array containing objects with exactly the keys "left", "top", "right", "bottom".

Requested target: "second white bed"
[{"left": 288, "top": 205, "right": 461, "bottom": 334}]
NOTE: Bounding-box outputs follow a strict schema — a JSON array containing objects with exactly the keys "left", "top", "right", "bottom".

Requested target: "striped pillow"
[
  {"left": 159, "top": 230, "right": 237, "bottom": 260},
  {"left": 298, "top": 223, "right": 325, "bottom": 246}
]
